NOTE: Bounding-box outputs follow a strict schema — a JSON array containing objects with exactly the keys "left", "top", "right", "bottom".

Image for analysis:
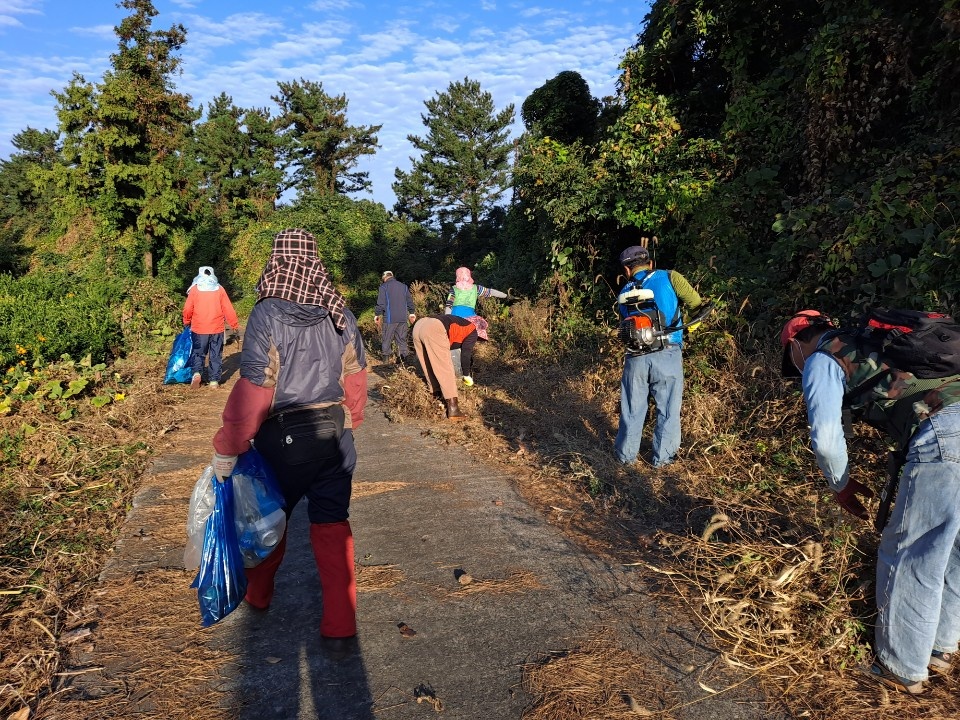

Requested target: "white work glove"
[
  {"left": 408, "top": 314, "right": 417, "bottom": 324},
  {"left": 212, "top": 453, "right": 237, "bottom": 482},
  {"left": 488, "top": 289, "right": 507, "bottom": 299}
]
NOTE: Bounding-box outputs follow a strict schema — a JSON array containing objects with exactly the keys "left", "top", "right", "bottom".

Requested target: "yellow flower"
[
  {"left": 114, "top": 392, "right": 125, "bottom": 402},
  {"left": 18, "top": 360, "right": 26, "bottom": 366},
  {"left": 37, "top": 334, "right": 46, "bottom": 342},
  {"left": 16, "top": 344, "right": 26, "bottom": 355}
]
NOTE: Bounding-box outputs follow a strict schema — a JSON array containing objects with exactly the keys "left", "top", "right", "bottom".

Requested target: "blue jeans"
[
  {"left": 614, "top": 345, "right": 683, "bottom": 467},
  {"left": 190, "top": 331, "right": 224, "bottom": 383},
  {"left": 875, "top": 402, "right": 960, "bottom": 681}
]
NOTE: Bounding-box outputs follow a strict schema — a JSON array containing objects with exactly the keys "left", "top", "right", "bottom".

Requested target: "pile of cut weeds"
[{"left": 380, "top": 317, "right": 960, "bottom": 720}]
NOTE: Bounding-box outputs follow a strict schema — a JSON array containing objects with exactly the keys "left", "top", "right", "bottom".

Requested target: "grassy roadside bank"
[{"left": 0, "top": 352, "right": 185, "bottom": 716}]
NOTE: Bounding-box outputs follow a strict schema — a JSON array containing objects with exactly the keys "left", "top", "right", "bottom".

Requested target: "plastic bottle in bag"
[
  {"left": 234, "top": 473, "right": 286, "bottom": 567},
  {"left": 254, "top": 508, "right": 286, "bottom": 548}
]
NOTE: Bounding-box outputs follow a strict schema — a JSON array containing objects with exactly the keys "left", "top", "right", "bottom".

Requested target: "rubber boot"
[
  {"left": 309, "top": 521, "right": 357, "bottom": 638},
  {"left": 445, "top": 397, "right": 466, "bottom": 421},
  {"left": 243, "top": 531, "right": 288, "bottom": 610}
]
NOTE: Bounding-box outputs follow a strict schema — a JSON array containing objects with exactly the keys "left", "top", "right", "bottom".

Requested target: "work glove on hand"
[
  {"left": 374, "top": 316, "right": 382, "bottom": 327},
  {"left": 834, "top": 478, "right": 874, "bottom": 520},
  {"left": 488, "top": 289, "right": 508, "bottom": 299},
  {"left": 408, "top": 314, "right": 416, "bottom": 324},
  {"left": 212, "top": 453, "right": 237, "bottom": 482}
]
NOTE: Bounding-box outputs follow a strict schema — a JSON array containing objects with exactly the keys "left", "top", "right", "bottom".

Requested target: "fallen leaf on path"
[
  {"left": 622, "top": 692, "right": 654, "bottom": 715},
  {"left": 266, "top": 656, "right": 281, "bottom": 664},
  {"left": 7, "top": 708, "right": 30, "bottom": 720},
  {"left": 397, "top": 622, "right": 416, "bottom": 638},
  {"left": 414, "top": 683, "right": 443, "bottom": 712},
  {"left": 61, "top": 627, "right": 92, "bottom": 644}
]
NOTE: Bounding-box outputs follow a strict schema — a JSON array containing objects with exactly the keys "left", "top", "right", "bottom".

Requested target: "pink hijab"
[{"left": 455, "top": 267, "right": 474, "bottom": 290}]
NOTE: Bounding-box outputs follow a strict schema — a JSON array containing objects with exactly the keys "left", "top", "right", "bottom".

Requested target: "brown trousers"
[{"left": 412, "top": 318, "right": 458, "bottom": 400}]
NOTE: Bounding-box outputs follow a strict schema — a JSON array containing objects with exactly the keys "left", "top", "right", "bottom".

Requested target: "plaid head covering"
[{"left": 256, "top": 228, "right": 348, "bottom": 331}]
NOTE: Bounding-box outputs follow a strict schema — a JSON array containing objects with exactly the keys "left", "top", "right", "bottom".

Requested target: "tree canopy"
[{"left": 393, "top": 77, "right": 515, "bottom": 231}]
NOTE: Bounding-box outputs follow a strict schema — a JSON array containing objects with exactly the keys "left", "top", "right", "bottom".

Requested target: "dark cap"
[{"left": 619, "top": 246, "right": 650, "bottom": 266}]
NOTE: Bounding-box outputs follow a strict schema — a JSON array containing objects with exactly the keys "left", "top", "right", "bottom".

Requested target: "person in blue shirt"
[
  {"left": 780, "top": 309, "right": 960, "bottom": 695},
  {"left": 374, "top": 271, "right": 416, "bottom": 364},
  {"left": 613, "top": 245, "right": 703, "bottom": 468}
]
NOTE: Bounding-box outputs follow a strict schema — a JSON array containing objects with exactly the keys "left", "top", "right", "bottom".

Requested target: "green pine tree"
[{"left": 272, "top": 78, "right": 382, "bottom": 197}]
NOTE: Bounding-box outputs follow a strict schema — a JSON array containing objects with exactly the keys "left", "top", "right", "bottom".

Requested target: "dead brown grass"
[
  {"left": 0, "top": 354, "right": 188, "bottom": 717},
  {"left": 380, "top": 316, "right": 960, "bottom": 720},
  {"left": 451, "top": 569, "right": 541, "bottom": 596},
  {"left": 522, "top": 631, "right": 676, "bottom": 719},
  {"left": 352, "top": 480, "right": 411, "bottom": 498},
  {"left": 356, "top": 563, "right": 405, "bottom": 591},
  {"left": 33, "top": 570, "right": 232, "bottom": 720}
]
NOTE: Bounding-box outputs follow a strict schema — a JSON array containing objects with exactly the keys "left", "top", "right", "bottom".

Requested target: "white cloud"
[
  {"left": 307, "top": 0, "right": 355, "bottom": 10},
  {"left": 357, "top": 22, "right": 419, "bottom": 61},
  {"left": 0, "top": 0, "right": 39, "bottom": 30},
  {"left": 180, "top": 13, "right": 287, "bottom": 54},
  {"left": 69, "top": 23, "right": 117, "bottom": 41}
]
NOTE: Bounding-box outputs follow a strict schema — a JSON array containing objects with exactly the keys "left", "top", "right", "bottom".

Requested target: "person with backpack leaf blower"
[
  {"left": 614, "top": 244, "right": 709, "bottom": 468},
  {"left": 780, "top": 308, "right": 960, "bottom": 694}
]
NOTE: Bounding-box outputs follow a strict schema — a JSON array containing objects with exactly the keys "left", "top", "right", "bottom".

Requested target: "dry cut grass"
[
  {"left": 522, "top": 631, "right": 676, "bottom": 720},
  {"left": 0, "top": 355, "right": 186, "bottom": 717}
]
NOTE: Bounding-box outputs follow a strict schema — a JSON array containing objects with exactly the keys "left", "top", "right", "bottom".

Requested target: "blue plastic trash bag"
[
  {"left": 164, "top": 326, "right": 194, "bottom": 384},
  {"left": 191, "top": 476, "right": 247, "bottom": 627},
  {"left": 232, "top": 447, "right": 287, "bottom": 568}
]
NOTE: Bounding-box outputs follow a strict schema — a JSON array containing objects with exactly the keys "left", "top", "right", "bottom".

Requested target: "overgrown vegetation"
[{"left": 381, "top": 308, "right": 960, "bottom": 718}]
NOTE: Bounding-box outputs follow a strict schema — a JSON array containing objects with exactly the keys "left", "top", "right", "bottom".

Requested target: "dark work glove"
[{"left": 834, "top": 478, "right": 874, "bottom": 520}]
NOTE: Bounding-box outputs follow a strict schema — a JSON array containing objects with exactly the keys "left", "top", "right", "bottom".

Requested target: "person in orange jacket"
[{"left": 182, "top": 266, "right": 240, "bottom": 389}]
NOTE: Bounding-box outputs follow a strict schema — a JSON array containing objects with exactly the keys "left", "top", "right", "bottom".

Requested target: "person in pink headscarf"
[
  {"left": 444, "top": 267, "right": 506, "bottom": 318},
  {"left": 442, "top": 267, "right": 502, "bottom": 387}
]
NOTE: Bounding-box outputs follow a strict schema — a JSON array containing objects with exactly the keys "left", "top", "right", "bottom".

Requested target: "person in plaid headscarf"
[{"left": 211, "top": 229, "right": 367, "bottom": 656}]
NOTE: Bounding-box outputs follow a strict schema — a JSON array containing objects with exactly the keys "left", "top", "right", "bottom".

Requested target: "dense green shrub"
[{"left": 0, "top": 273, "right": 123, "bottom": 367}]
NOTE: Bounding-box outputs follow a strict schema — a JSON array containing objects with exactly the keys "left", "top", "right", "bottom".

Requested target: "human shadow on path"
[{"left": 213, "top": 503, "right": 375, "bottom": 720}]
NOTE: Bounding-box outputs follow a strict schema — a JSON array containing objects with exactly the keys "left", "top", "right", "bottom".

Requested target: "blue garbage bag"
[
  {"left": 164, "top": 326, "right": 194, "bottom": 384},
  {"left": 191, "top": 476, "right": 248, "bottom": 627},
  {"left": 232, "top": 447, "right": 287, "bottom": 568}
]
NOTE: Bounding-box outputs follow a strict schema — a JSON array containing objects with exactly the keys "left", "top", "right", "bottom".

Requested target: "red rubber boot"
[
  {"left": 309, "top": 521, "right": 357, "bottom": 638},
  {"left": 243, "top": 532, "right": 288, "bottom": 610}
]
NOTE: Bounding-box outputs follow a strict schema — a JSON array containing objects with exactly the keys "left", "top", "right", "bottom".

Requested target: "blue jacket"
[
  {"left": 241, "top": 297, "right": 366, "bottom": 413},
  {"left": 375, "top": 278, "right": 414, "bottom": 324}
]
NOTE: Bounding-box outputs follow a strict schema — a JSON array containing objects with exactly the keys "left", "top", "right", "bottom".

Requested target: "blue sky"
[{"left": 0, "top": 0, "right": 649, "bottom": 207}]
